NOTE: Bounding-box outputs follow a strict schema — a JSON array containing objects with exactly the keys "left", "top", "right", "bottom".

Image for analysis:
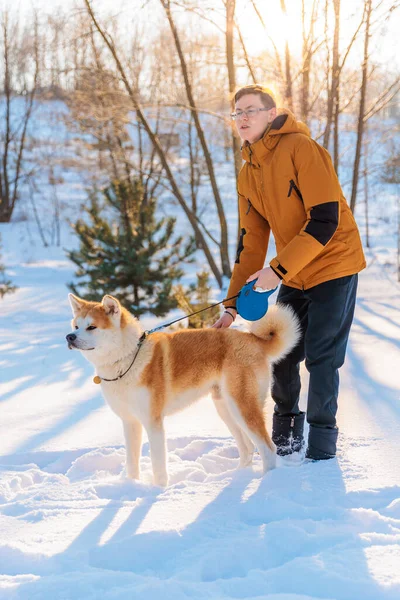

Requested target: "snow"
[{"left": 1, "top": 105, "right": 400, "bottom": 599}]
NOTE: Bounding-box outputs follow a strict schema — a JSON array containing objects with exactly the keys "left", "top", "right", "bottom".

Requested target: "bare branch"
[
  {"left": 169, "top": 1, "right": 226, "bottom": 34},
  {"left": 234, "top": 18, "right": 257, "bottom": 84},
  {"left": 250, "top": 0, "right": 284, "bottom": 80},
  {"left": 364, "top": 76, "right": 400, "bottom": 121}
]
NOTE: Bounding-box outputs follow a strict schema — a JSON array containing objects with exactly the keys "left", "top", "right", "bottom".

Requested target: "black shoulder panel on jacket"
[{"left": 305, "top": 202, "right": 339, "bottom": 246}]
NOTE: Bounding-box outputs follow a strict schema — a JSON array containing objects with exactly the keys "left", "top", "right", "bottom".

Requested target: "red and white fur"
[{"left": 67, "top": 294, "right": 300, "bottom": 486}]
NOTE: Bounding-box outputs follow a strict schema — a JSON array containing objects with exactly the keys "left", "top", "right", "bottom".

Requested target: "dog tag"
[
  {"left": 236, "top": 279, "right": 278, "bottom": 321},
  {"left": 93, "top": 375, "right": 102, "bottom": 384}
]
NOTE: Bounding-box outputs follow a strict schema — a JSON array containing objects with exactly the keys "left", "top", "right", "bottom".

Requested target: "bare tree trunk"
[
  {"left": 188, "top": 119, "right": 202, "bottom": 249},
  {"left": 84, "top": 0, "right": 224, "bottom": 288},
  {"left": 333, "top": 83, "right": 340, "bottom": 173},
  {"left": 332, "top": 0, "right": 340, "bottom": 172},
  {"left": 300, "top": 0, "right": 318, "bottom": 123},
  {"left": 350, "top": 0, "right": 371, "bottom": 214},
  {"left": 226, "top": 0, "right": 242, "bottom": 185},
  {"left": 160, "top": 0, "right": 231, "bottom": 279},
  {"left": 49, "top": 168, "right": 61, "bottom": 246},
  {"left": 323, "top": 0, "right": 340, "bottom": 151},
  {"left": 301, "top": 50, "right": 310, "bottom": 122},
  {"left": 363, "top": 128, "right": 370, "bottom": 248},
  {"left": 226, "top": 0, "right": 242, "bottom": 246},
  {"left": 1, "top": 11, "right": 12, "bottom": 221},
  {"left": 324, "top": 0, "right": 366, "bottom": 167},
  {"left": 280, "top": 0, "right": 294, "bottom": 111}
]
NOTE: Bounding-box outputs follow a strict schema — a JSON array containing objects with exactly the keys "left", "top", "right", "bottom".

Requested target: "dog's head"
[{"left": 66, "top": 294, "right": 135, "bottom": 362}]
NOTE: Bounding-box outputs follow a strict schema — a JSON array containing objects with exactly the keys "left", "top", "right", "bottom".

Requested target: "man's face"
[{"left": 234, "top": 93, "right": 276, "bottom": 144}]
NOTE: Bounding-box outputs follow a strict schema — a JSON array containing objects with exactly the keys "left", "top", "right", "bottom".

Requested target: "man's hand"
[
  {"left": 246, "top": 267, "right": 281, "bottom": 290},
  {"left": 211, "top": 309, "right": 237, "bottom": 329}
]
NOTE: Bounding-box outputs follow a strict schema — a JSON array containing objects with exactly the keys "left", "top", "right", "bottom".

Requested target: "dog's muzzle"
[{"left": 66, "top": 333, "right": 94, "bottom": 351}]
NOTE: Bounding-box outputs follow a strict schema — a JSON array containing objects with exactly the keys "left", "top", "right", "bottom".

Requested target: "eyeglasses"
[{"left": 230, "top": 108, "right": 271, "bottom": 121}]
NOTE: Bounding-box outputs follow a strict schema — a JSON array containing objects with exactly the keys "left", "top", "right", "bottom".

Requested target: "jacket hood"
[{"left": 241, "top": 110, "right": 310, "bottom": 165}]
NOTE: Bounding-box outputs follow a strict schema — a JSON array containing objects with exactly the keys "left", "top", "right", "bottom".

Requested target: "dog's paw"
[
  {"left": 238, "top": 457, "right": 253, "bottom": 469},
  {"left": 153, "top": 474, "right": 168, "bottom": 487},
  {"left": 238, "top": 450, "right": 254, "bottom": 468},
  {"left": 122, "top": 466, "right": 140, "bottom": 480},
  {"left": 262, "top": 457, "right": 277, "bottom": 474}
]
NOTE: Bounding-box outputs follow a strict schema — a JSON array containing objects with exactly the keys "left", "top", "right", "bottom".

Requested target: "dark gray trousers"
[{"left": 272, "top": 275, "right": 358, "bottom": 429}]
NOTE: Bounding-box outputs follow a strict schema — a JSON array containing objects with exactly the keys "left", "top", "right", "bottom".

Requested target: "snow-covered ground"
[
  {"left": 1, "top": 220, "right": 400, "bottom": 600},
  {"left": 1, "top": 101, "right": 400, "bottom": 598}
]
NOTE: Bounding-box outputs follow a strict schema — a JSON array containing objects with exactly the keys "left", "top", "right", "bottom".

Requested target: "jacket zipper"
[
  {"left": 287, "top": 179, "right": 306, "bottom": 290},
  {"left": 288, "top": 179, "right": 303, "bottom": 203}
]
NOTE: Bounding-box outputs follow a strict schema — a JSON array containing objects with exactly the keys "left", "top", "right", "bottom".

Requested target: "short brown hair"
[{"left": 234, "top": 85, "right": 276, "bottom": 109}]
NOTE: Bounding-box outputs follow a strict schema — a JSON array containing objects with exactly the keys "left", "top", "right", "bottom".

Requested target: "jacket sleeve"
[
  {"left": 269, "top": 136, "right": 340, "bottom": 283},
  {"left": 224, "top": 194, "right": 270, "bottom": 310}
]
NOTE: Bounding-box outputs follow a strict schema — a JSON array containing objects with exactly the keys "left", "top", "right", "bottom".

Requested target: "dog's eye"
[
  {"left": 87, "top": 325, "right": 97, "bottom": 331},
  {"left": 74, "top": 325, "right": 79, "bottom": 330}
]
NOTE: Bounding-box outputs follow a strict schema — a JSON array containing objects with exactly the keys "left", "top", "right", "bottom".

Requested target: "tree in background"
[
  {"left": 160, "top": 0, "right": 231, "bottom": 279},
  {"left": 0, "top": 234, "right": 16, "bottom": 298},
  {"left": 0, "top": 8, "right": 40, "bottom": 222},
  {"left": 350, "top": 0, "right": 372, "bottom": 214},
  {"left": 84, "top": 0, "right": 228, "bottom": 288},
  {"left": 68, "top": 179, "right": 196, "bottom": 317},
  {"left": 323, "top": 0, "right": 341, "bottom": 169},
  {"left": 225, "top": 0, "right": 242, "bottom": 185},
  {"left": 174, "top": 270, "right": 220, "bottom": 328},
  {"left": 350, "top": 0, "right": 400, "bottom": 213}
]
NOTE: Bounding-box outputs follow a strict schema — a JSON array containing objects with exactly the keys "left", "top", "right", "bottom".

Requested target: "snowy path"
[{"left": 0, "top": 247, "right": 400, "bottom": 599}]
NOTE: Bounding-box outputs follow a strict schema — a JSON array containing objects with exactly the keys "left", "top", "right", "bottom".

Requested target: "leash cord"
[
  {"left": 95, "top": 293, "right": 239, "bottom": 383},
  {"left": 145, "top": 293, "right": 240, "bottom": 335}
]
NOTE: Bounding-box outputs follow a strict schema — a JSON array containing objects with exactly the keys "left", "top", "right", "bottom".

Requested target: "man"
[{"left": 213, "top": 84, "right": 366, "bottom": 461}]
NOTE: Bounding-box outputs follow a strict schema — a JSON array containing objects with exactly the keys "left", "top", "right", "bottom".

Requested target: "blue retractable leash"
[
  {"left": 236, "top": 279, "right": 278, "bottom": 321},
  {"left": 143, "top": 279, "right": 278, "bottom": 335}
]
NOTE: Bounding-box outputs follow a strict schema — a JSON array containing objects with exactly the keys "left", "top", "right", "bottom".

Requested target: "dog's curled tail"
[{"left": 249, "top": 303, "right": 301, "bottom": 363}]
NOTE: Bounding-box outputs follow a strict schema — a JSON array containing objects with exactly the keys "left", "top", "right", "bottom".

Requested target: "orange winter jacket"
[{"left": 224, "top": 111, "right": 366, "bottom": 310}]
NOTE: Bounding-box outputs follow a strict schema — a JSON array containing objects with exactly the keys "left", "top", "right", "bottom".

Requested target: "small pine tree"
[
  {"left": 0, "top": 235, "right": 17, "bottom": 299},
  {"left": 174, "top": 270, "right": 220, "bottom": 328},
  {"left": 67, "top": 179, "right": 196, "bottom": 316}
]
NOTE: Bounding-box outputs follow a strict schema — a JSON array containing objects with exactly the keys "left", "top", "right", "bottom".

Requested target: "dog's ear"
[
  {"left": 102, "top": 295, "right": 121, "bottom": 318},
  {"left": 68, "top": 293, "right": 85, "bottom": 316}
]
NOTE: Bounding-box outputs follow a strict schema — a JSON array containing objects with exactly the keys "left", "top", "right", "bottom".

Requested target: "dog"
[{"left": 66, "top": 293, "right": 300, "bottom": 486}]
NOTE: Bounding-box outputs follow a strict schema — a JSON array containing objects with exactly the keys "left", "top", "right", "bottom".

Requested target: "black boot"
[
  {"left": 272, "top": 412, "right": 305, "bottom": 456},
  {"left": 306, "top": 425, "right": 338, "bottom": 460}
]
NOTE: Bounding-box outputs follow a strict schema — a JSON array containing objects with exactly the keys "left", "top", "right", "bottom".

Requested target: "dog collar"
[{"left": 93, "top": 332, "right": 147, "bottom": 384}]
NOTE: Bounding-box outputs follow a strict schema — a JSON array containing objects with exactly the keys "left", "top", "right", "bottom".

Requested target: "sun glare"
[
  {"left": 237, "top": 0, "right": 305, "bottom": 58},
  {"left": 236, "top": 0, "right": 397, "bottom": 70}
]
